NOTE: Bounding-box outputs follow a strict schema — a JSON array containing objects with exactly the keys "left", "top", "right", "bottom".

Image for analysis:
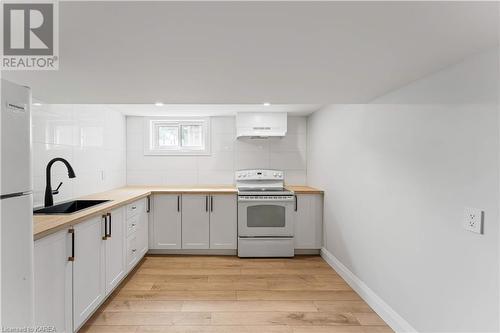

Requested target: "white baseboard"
[{"left": 320, "top": 247, "right": 417, "bottom": 333}]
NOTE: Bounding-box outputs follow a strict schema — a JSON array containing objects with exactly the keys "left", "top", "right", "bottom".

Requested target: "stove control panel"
[{"left": 236, "top": 169, "right": 284, "bottom": 180}]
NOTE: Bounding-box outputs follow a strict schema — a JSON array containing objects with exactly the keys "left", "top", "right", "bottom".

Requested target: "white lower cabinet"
[
  {"left": 151, "top": 194, "right": 182, "bottom": 249},
  {"left": 182, "top": 195, "right": 210, "bottom": 249},
  {"left": 72, "top": 215, "right": 106, "bottom": 330},
  {"left": 209, "top": 194, "right": 237, "bottom": 249},
  {"left": 34, "top": 203, "right": 148, "bottom": 332},
  {"left": 104, "top": 208, "right": 126, "bottom": 294},
  {"left": 126, "top": 198, "right": 149, "bottom": 271},
  {"left": 34, "top": 229, "right": 73, "bottom": 333},
  {"left": 151, "top": 193, "right": 237, "bottom": 250},
  {"left": 294, "top": 194, "right": 324, "bottom": 249}
]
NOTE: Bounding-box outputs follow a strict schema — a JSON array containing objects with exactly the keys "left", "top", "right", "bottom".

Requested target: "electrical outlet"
[{"left": 464, "top": 207, "right": 484, "bottom": 234}]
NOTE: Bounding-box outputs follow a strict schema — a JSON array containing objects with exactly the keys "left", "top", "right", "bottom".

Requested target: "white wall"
[
  {"left": 126, "top": 116, "right": 307, "bottom": 185},
  {"left": 308, "top": 49, "right": 499, "bottom": 332},
  {"left": 32, "top": 105, "right": 126, "bottom": 207}
]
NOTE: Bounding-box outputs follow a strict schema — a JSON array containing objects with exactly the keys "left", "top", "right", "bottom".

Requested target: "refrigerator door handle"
[{"left": 0, "top": 191, "right": 33, "bottom": 200}]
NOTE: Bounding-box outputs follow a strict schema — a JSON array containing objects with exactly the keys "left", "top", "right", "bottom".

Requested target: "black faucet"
[{"left": 44, "top": 158, "right": 76, "bottom": 207}]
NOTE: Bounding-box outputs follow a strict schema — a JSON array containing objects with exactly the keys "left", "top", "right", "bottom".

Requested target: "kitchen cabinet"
[
  {"left": 72, "top": 215, "right": 106, "bottom": 330},
  {"left": 182, "top": 194, "right": 210, "bottom": 249},
  {"left": 125, "top": 198, "right": 148, "bottom": 271},
  {"left": 104, "top": 208, "right": 125, "bottom": 294},
  {"left": 34, "top": 229, "right": 73, "bottom": 333},
  {"left": 209, "top": 194, "right": 237, "bottom": 249},
  {"left": 294, "top": 194, "right": 323, "bottom": 249},
  {"left": 151, "top": 194, "right": 181, "bottom": 249},
  {"left": 33, "top": 198, "right": 149, "bottom": 332},
  {"left": 73, "top": 207, "right": 126, "bottom": 330}
]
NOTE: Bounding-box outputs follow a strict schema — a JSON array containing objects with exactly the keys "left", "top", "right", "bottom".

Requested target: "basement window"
[{"left": 144, "top": 117, "right": 211, "bottom": 155}]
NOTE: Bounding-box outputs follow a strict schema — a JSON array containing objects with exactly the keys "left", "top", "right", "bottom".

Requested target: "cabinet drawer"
[
  {"left": 126, "top": 234, "right": 139, "bottom": 270},
  {"left": 126, "top": 199, "right": 144, "bottom": 219},
  {"left": 126, "top": 214, "right": 140, "bottom": 236}
]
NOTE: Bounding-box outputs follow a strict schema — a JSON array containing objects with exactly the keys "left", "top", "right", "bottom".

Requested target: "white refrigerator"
[{"left": 0, "top": 79, "right": 34, "bottom": 328}]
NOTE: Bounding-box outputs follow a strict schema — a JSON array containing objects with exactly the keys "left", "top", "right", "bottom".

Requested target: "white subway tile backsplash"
[
  {"left": 33, "top": 111, "right": 307, "bottom": 206},
  {"left": 269, "top": 134, "right": 307, "bottom": 153},
  {"left": 287, "top": 116, "right": 307, "bottom": 134},
  {"left": 270, "top": 151, "right": 306, "bottom": 170},
  {"left": 197, "top": 152, "right": 234, "bottom": 171},
  {"left": 197, "top": 170, "right": 234, "bottom": 185},
  {"left": 283, "top": 170, "right": 307, "bottom": 185},
  {"left": 211, "top": 133, "right": 236, "bottom": 152},
  {"left": 211, "top": 117, "right": 236, "bottom": 134},
  {"left": 126, "top": 115, "right": 308, "bottom": 186},
  {"left": 235, "top": 137, "right": 270, "bottom": 152},
  {"left": 32, "top": 105, "right": 127, "bottom": 207}
]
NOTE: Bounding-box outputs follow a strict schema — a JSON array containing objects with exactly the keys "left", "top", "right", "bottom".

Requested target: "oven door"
[{"left": 238, "top": 196, "right": 295, "bottom": 237}]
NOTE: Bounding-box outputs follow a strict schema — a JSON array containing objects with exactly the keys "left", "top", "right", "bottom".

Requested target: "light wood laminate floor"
[{"left": 81, "top": 255, "right": 393, "bottom": 333}]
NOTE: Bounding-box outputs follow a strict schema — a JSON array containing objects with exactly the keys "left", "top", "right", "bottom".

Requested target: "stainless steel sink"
[{"left": 33, "top": 200, "right": 110, "bottom": 215}]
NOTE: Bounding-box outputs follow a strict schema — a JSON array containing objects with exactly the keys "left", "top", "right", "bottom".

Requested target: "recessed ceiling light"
[
  {"left": 32, "top": 102, "right": 42, "bottom": 106},
  {"left": 154, "top": 102, "right": 164, "bottom": 107},
  {"left": 263, "top": 102, "right": 271, "bottom": 106}
]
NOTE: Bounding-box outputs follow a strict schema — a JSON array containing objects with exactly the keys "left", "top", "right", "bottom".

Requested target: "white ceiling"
[{"left": 3, "top": 1, "right": 499, "bottom": 104}]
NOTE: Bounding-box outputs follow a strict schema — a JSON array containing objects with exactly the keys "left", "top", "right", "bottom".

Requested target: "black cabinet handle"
[
  {"left": 107, "top": 212, "right": 112, "bottom": 238},
  {"left": 102, "top": 215, "right": 108, "bottom": 240},
  {"left": 205, "top": 196, "right": 208, "bottom": 212},
  {"left": 294, "top": 195, "right": 298, "bottom": 211},
  {"left": 147, "top": 196, "right": 151, "bottom": 213},
  {"left": 210, "top": 196, "right": 214, "bottom": 212},
  {"left": 68, "top": 229, "right": 75, "bottom": 261},
  {"left": 177, "top": 195, "right": 180, "bottom": 212}
]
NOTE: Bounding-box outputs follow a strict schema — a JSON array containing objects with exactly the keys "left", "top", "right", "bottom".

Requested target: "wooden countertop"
[
  {"left": 33, "top": 185, "right": 323, "bottom": 240},
  {"left": 286, "top": 185, "right": 324, "bottom": 194}
]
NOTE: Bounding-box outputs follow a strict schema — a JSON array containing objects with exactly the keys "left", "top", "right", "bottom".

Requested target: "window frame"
[{"left": 144, "top": 117, "right": 211, "bottom": 156}]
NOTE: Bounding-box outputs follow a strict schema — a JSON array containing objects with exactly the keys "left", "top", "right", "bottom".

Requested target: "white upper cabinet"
[
  {"left": 34, "top": 229, "right": 73, "bottom": 333},
  {"left": 209, "top": 194, "right": 237, "bottom": 249},
  {"left": 151, "top": 194, "right": 182, "bottom": 249},
  {"left": 294, "top": 194, "right": 323, "bottom": 249},
  {"left": 182, "top": 194, "right": 210, "bottom": 249},
  {"left": 72, "top": 216, "right": 106, "bottom": 330},
  {"left": 104, "top": 207, "right": 126, "bottom": 294}
]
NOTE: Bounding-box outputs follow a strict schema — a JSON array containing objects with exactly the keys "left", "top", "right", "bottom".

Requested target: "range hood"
[{"left": 236, "top": 112, "right": 287, "bottom": 138}]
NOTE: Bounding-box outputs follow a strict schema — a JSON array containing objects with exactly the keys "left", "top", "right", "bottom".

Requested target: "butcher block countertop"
[
  {"left": 286, "top": 185, "right": 324, "bottom": 194},
  {"left": 33, "top": 185, "right": 323, "bottom": 240}
]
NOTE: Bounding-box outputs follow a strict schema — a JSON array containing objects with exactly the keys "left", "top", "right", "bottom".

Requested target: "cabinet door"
[
  {"left": 105, "top": 207, "right": 125, "bottom": 294},
  {"left": 73, "top": 216, "right": 106, "bottom": 330},
  {"left": 34, "top": 229, "right": 72, "bottom": 333},
  {"left": 151, "top": 194, "right": 182, "bottom": 249},
  {"left": 209, "top": 194, "right": 237, "bottom": 249},
  {"left": 294, "top": 194, "right": 323, "bottom": 249},
  {"left": 182, "top": 195, "right": 210, "bottom": 249}
]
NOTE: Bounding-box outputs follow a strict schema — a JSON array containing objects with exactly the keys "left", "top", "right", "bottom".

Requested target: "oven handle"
[{"left": 237, "top": 197, "right": 295, "bottom": 202}]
